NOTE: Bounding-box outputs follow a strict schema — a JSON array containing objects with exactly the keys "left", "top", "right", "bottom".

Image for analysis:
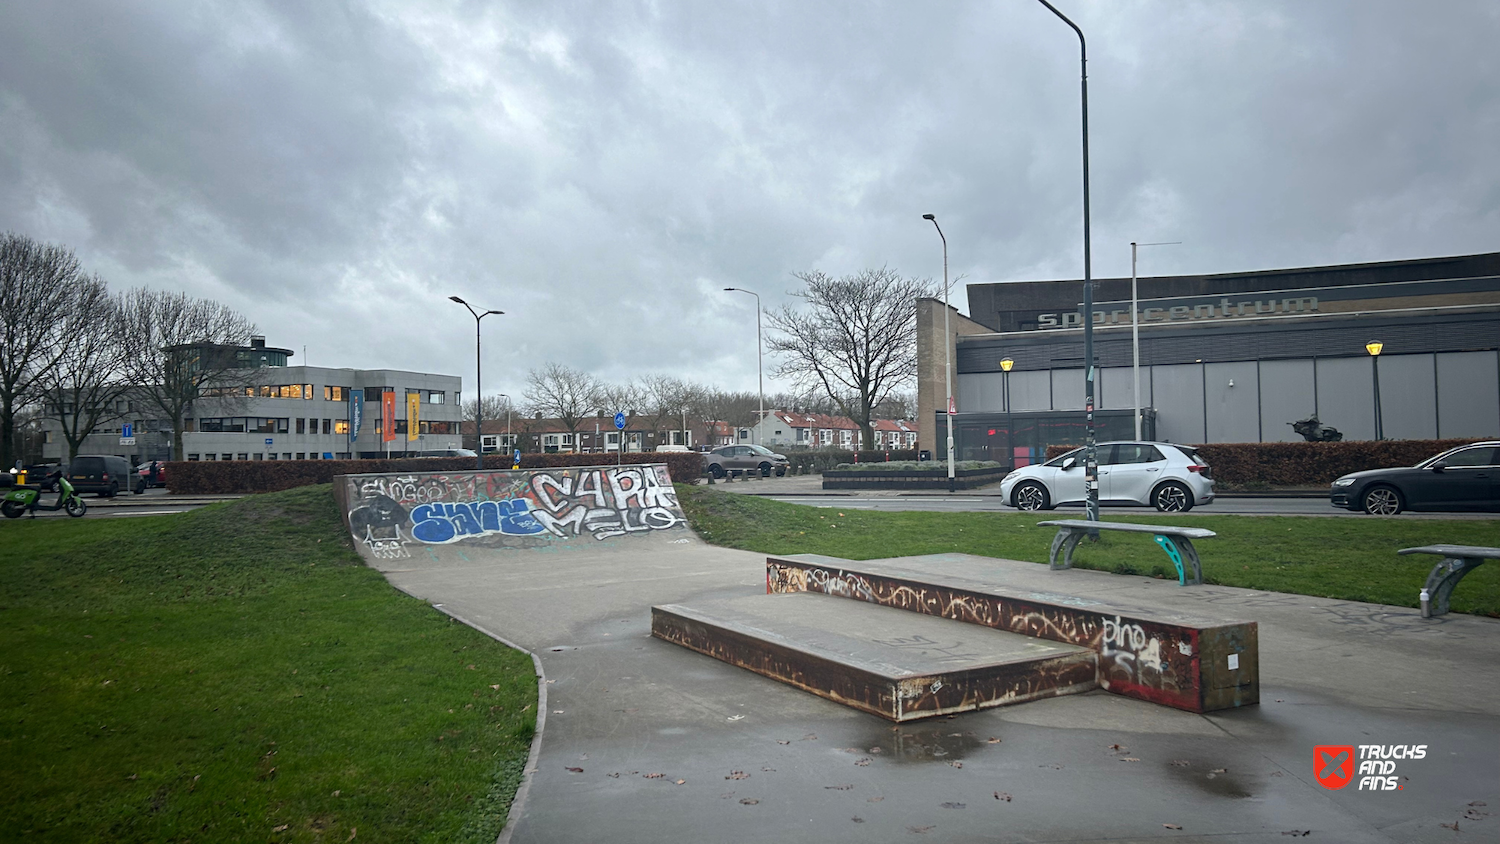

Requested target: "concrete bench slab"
[{"left": 1398, "top": 544, "right": 1500, "bottom": 617}]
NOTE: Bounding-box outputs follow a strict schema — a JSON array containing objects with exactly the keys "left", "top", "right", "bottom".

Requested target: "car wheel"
[
  {"left": 65, "top": 497, "right": 87, "bottom": 518},
  {"left": 1, "top": 501, "right": 24, "bottom": 519},
  {"left": 775, "top": 466, "right": 786, "bottom": 477},
  {"left": 758, "top": 462, "right": 772, "bottom": 477},
  {"left": 1362, "top": 485, "right": 1403, "bottom": 516},
  {"left": 1013, "top": 481, "right": 1051, "bottom": 511},
  {"left": 1152, "top": 482, "right": 1193, "bottom": 512},
  {"left": 708, "top": 463, "right": 725, "bottom": 479},
  {"left": 105, "top": 482, "right": 118, "bottom": 498}
]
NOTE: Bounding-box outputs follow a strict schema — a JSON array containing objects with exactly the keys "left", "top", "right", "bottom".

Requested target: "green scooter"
[{"left": 2, "top": 469, "right": 88, "bottom": 518}]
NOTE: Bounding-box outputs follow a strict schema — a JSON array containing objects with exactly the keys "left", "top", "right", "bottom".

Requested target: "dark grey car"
[
  {"left": 703, "top": 444, "right": 789, "bottom": 478},
  {"left": 1330, "top": 441, "right": 1500, "bottom": 515}
]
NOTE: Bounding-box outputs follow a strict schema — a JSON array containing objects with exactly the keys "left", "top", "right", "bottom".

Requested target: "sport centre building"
[{"left": 915, "top": 251, "right": 1500, "bottom": 466}]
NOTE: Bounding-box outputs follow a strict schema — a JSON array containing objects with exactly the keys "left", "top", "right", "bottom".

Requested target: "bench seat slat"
[{"left": 1036, "top": 520, "right": 1216, "bottom": 539}]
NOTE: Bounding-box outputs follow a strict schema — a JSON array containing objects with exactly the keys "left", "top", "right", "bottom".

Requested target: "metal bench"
[
  {"left": 1397, "top": 544, "right": 1500, "bottom": 618},
  {"left": 1037, "top": 520, "right": 1217, "bottom": 586}
]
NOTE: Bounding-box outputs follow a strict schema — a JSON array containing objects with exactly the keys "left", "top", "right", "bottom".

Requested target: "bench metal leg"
[
  {"left": 1153, "top": 535, "right": 1203, "bottom": 586},
  {"left": 1049, "top": 529, "right": 1086, "bottom": 571},
  {"left": 1422, "top": 556, "right": 1486, "bottom": 617}
]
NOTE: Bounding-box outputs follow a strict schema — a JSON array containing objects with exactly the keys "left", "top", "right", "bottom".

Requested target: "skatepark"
[{"left": 336, "top": 464, "right": 1500, "bottom": 843}]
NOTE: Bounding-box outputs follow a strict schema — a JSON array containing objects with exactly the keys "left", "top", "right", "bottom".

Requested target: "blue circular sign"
[{"left": 613, "top": 412, "right": 627, "bottom": 430}]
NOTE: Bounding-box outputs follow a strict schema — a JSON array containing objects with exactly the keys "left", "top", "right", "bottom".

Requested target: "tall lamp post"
[
  {"left": 1130, "top": 240, "right": 1180, "bottom": 440},
  {"left": 1033, "top": 0, "right": 1098, "bottom": 522},
  {"left": 1366, "top": 340, "right": 1384, "bottom": 441},
  {"left": 498, "top": 393, "right": 513, "bottom": 460},
  {"left": 921, "top": 213, "right": 956, "bottom": 494},
  {"left": 723, "top": 287, "right": 764, "bottom": 445},
  {"left": 449, "top": 296, "right": 503, "bottom": 470},
  {"left": 1000, "top": 357, "right": 1014, "bottom": 413}
]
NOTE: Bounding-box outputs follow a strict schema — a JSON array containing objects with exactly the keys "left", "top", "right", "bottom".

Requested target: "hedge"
[
  {"left": 1041, "top": 439, "right": 1483, "bottom": 487},
  {"left": 779, "top": 449, "right": 919, "bottom": 474},
  {"left": 166, "top": 451, "right": 705, "bottom": 495}
]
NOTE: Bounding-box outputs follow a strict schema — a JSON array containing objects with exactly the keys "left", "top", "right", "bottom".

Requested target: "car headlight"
[{"left": 1331, "top": 477, "right": 1355, "bottom": 487}]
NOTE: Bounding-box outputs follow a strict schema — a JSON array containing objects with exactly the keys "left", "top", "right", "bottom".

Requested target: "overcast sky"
[{"left": 2, "top": 1, "right": 1496, "bottom": 404}]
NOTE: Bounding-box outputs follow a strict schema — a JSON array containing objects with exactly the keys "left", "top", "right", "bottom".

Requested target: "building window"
[
  {"left": 187, "top": 454, "right": 199, "bottom": 461},
  {"left": 324, "top": 386, "right": 350, "bottom": 401},
  {"left": 427, "top": 391, "right": 445, "bottom": 404},
  {"left": 334, "top": 420, "right": 350, "bottom": 435},
  {"left": 308, "top": 418, "right": 318, "bottom": 434},
  {"left": 322, "top": 419, "right": 331, "bottom": 435},
  {"left": 296, "top": 418, "right": 305, "bottom": 434},
  {"left": 236, "top": 453, "right": 248, "bottom": 461},
  {"left": 259, "top": 384, "right": 313, "bottom": 399},
  {"left": 482, "top": 435, "right": 499, "bottom": 451},
  {"left": 222, "top": 454, "right": 234, "bottom": 461}
]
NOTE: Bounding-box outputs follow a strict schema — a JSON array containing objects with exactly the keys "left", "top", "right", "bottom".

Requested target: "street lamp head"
[
  {"left": 723, "top": 287, "right": 737, "bottom": 292},
  {"left": 485, "top": 309, "right": 504, "bottom": 316},
  {"left": 922, "top": 213, "right": 936, "bottom": 221},
  {"left": 1366, "top": 340, "right": 1384, "bottom": 357},
  {"left": 449, "top": 295, "right": 466, "bottom": 305},
  {"left": 1000, "top": 357, "right": 1014, "bottom": 372}
]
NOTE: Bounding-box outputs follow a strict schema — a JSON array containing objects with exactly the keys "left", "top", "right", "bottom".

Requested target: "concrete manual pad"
[{"left": 653, "top": 592, "right": 1097, "bottom": 720}]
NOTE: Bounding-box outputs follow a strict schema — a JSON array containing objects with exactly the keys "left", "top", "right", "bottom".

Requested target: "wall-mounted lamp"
[{"left": 1228, "top": 379, "right": 1235, "bottom": 388}]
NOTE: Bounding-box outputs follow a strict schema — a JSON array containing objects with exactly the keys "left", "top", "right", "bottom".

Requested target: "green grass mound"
[
  {"left": 0, "top": 485, "right": 537, "bottom": 843},
  {"left": 676, "top": 484, "right": 1500, "bottom": 616}
]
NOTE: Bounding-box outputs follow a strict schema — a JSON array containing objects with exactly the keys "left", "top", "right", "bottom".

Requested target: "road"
[
  {"left": 0, "top": 487, "right": 238, "bottom": 520},
  {"left": 764, "top": 494, "right": 1498, "bottom": 519}
]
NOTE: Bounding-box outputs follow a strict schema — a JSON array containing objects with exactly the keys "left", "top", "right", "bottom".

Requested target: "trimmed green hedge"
[
  {"left": 780, "top": 449, "right": 920, "bottom": 474},
  {"left": 166, "top": 451, "right": 705, "bottom": 494},
  {"left": 1042, "top": 439, "right": 1483, "bottom": 486},
  {"left": 832, "top": 460, "right": 1002, "bottom": 473}
]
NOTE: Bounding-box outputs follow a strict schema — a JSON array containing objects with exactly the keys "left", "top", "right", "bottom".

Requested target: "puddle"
[{"left": 854, "top": 723, "right": 987, "bottom": 764}]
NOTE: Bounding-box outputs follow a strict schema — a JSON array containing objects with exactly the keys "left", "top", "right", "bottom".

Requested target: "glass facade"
[{"left": 938, "top": 409, "right": 1153, "bottom": 467}]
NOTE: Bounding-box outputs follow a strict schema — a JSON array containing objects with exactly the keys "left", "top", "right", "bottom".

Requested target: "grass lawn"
[
  {"left": 0, "top": 486, "right": 537, "bottom": 844},
  {"left": 677, "top": 485, "right": 1500, "bottom": 617}
]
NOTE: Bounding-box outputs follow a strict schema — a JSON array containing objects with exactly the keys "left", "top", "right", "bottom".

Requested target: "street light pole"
[
  {"left": 498, "top": 393, "right": 512, "bottom": 462},
  {"left": 1034, "top": 0, "right": 1098, "bottom": 522},
  {"left": 723, "top": 288, "right": 764, "bottom": 445},
  {"left": 1130, "top": 240, "right": 1181, "bottom": 440},
  {"left": 1366, "top": 340, "right": 1384, "bottom": 441},
  {"left": 922, "top": 214, "right": 956, "bottom": 494},
  {"left": 449, "top": 296, "right": 503, "bottom": 471}
]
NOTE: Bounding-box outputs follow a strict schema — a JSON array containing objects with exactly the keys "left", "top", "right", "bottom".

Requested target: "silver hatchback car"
[{"left": 999, "top": 441, "right": 1215, "bottom": 512}]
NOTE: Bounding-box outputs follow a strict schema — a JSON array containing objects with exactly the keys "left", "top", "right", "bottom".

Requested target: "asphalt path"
[
  {"left": 0, "top": 488, "right": 237, "bottom": 520},
  {"left": 765, "top": 494, "right": 1499, "bottom": 520}
]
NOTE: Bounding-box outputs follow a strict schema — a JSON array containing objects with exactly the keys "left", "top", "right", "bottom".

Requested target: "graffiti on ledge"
[{"left": 345, "top": 465, "right": 687, "bottom": 557}]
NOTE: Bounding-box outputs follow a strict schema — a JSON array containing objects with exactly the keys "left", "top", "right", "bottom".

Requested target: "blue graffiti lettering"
[{"left": 410, "top": 498, "right": 545, "bottom": 544}]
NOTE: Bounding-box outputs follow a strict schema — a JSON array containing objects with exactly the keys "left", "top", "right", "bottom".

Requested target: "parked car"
[
  {"left": 1330, "top": 441, "right": 1500, "bottom": 515},
  {"left": 417, "top": 448, "right": 478, "bottom": 458},
  {"left": 1000, "top": 441, "right": 1215, "bottom": 512},
  {"left": 136, "top": 461, "right": 168, "bottom": 489},
  {"left": 68, "top": 455, "right": 141, "bottom": 497},
  {"left": 703, "top": 444, "right": 790, "bottom": 478}
]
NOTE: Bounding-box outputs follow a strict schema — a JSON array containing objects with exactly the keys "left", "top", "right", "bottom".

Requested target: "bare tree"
[
  {"left": 766, "top": 268, "right": 934, "bottom": 450},
  {"left": 523, "top": 362, "right": 600, "bottom": 449},
  {"left": 459, "top": 394, "right": 511, "bottom": 449},
  {"left": 118, "top": 289, "right": 258, "bottom": 460},
  {"left": 635, "top": 374, "right": 696, "bottom": 445},
  {"left": 873, "top": 389, "right": 917, "bottom": 420},
  {"left": 41, "top": 277, "right": 136, "bottom": 460},
  {"left": 0, "top": 233, "right": 85, "bottom": 468}
]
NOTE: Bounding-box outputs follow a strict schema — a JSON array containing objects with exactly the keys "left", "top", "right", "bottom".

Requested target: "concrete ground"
[{"left": 364, "top": 530, "right": 1500, "bottom": 843}]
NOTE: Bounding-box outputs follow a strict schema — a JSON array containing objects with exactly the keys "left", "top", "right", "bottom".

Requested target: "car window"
[
  {"left": 1044, "top": 447, "right": 1083, "bottom": 467},
  {"left": 1113, "top": 444, "right": 1165, "bottom": 465},
  {"left": 1441, "top": 446, "right": 1499, "bottom": 467},
  {"left": 1177, "top": 447, "right": 1206, "bottom": 466},
  {"left": 72, "top": 457, "right": 104, "bottom": 474}
]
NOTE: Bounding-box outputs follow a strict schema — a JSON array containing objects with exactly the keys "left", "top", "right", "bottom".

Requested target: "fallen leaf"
[
  {"left": 1211, "top": 768, "right": 1227, "bottom": 774},
  {"left": 987, "top": 737, "right": 1002, "bottom": 744},
  {"left": 869, "top": 746, "right": 884, "bottom": 753},
  {"left": 908, "top": 825, "right": 934, "bottom": 834},
  {"left": 606, "top": 773, "right": 619, "bottom": 778},
  {"left": 825, "top": 784, "right": 853, "bottom": 790},
  {"left": 1440, "top": 821, "right": 1460, "bottom": 831},
  {"left": 801, "top": 733, "right": 817, "bottom": 741},
  {"left": 273, "top": 824, "right": 290, "bottom": 832},
  {"left": 1108, "top": 744, "right": 1125, "bottom": 751},
  {"left": 552, "top": 710, "right": 564, "bottom": 714},
  {"left": 940, "top": 802, "right": 966, "bottom": 809},
  {"left": 1169, "top": 760, "right": 1190, "bottom": 767},
  {"left": 1120, "top": 757, "right": 1141, "bottom": 763},
  {"left": 776, "top": 740, "right": 790, "bottom": 745},
  {"left": 347, "top": 828, "right": 357, "bottom": 841},
  {"left": 852, "top": 817, "right": 865, "bottom": 823},
  {"left": 1164, "top": 823, "right": 1183, "bottom": 830},
  {"left": 947, "top": 761, "right": 963, "bottom": 769},
  {"left": 994, "top": 791, "right": 1012, "bottom": 802},
  {"left": 1280, "top": 831, "right": 1310, "bottom": 837},
  {"left": 855, "top": 758, "right": 872, "bottom": 767},
  {"left": 490, "top": 684, "right": 500, "bottom": 689},
  {"left": 739, "top": 798, "right": 759, "bottom": 805},
  {"left": 675, "top": 779, "right": 686, "bottom": 785},
  {"left": 466, "top": 664, "right": 476, "bottom": 670},
  {"left": 643, "top": 773, "right": 664, "bottom": 779},
  {"left": 727, "top": 715, "right": 745, "bottom": 721},
  {"left": 332, "top": 790, "right": 340, "bottom": 797},
  {"left": 520, "top": 704, "right": 531, "bottom": 712},
  {"left": 726, "top": 771, "right": 750, "bottom": 780},
  {"left": 564, "top": 767, "right": 583, "bottom": 773}
]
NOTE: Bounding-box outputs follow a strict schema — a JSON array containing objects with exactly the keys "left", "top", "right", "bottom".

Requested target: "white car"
[{"left": 999, "top": 441, "right": 1215, "bottom": 512}]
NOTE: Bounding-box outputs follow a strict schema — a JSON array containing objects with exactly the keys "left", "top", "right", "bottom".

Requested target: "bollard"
[
  {"left": 706, "top": 471, "right": 715, "bottom": 485},
  {"left": 724, "top": 470, "right": 734, "bottom": 483}
]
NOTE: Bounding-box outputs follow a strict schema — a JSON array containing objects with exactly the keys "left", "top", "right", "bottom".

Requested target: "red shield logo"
[{"left": 1314, "top": 745, "right": 1355, "bottom": 790}]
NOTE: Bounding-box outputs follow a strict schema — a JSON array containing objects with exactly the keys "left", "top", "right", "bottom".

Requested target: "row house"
[{"left": 751, "top": 412, "right": 919, "bottom": 450}]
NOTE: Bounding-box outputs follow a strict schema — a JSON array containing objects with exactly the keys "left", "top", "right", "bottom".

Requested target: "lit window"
[{"left": 334, "top": 420, "right": 350, "bottom": 435}]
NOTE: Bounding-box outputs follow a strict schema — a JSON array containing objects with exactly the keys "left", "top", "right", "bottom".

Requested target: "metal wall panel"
[
  {"left": 1099, "top": 366, "right": 1149, "bottom": 411},
  {"left": 956, "top": 372, "right": 1001, "bottom": 413},
  {"left": 1436, "top": 351, "right": 1500, "bottom": 437},
  {"left": 1151, "top": 363, "right": 1206, "bottom": 444},
  {"left": 1258, "top": 359, "right": 1317, "bottom": 442},
  {"left": 1050, "top": 368, "right": 1085, "bottom": 411},
  {"left": 1375, "top": 354, "right": 1437, "bottom": 440},
  {"left": 1006, "top": 370, "right": 1052, "bottom": 411},
  {"left": 1204, "top": 362, "right": 1261, "bottom": 443},
  {"left": 1315, "top": 357, "right": 1375, "bottom": 440}
]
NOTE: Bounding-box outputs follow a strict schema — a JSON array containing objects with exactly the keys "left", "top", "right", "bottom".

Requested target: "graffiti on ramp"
[{"left": 341, "top": 464, "right": 688, "bottom": 559}]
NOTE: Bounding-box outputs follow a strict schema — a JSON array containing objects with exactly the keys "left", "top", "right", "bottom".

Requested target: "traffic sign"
[
  {"left": 614, "top": 412, "right": 626, "bottom": 430},
  {"left": 265, "top": 438, "right": 274, "bottom": 447},
  {"left": 119, "top": 436, "right": 136, "bottom": 446},
  {"left": 122, "top": 423, "right": 133, "bottom": 438}
]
